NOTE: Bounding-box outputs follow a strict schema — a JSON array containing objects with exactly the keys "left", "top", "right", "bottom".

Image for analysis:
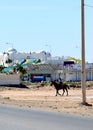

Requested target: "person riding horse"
[{"left": 50, "top": 79, "right": 69, "bottom": 96}]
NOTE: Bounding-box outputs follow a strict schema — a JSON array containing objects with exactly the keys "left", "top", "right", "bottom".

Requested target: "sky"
[{"left": 0, "top": 0, "right": 93, "bottom": 62}]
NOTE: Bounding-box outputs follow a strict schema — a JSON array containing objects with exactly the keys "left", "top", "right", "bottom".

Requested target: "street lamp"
[
  {"left": 81, "top": 0, "right": 92, "bottom": 106},
  {"left": 45, "top": 44, "right": 52, "bottom": 55},
  {"left": 6, "top": 42, "right": 13, "bottom": 48}
]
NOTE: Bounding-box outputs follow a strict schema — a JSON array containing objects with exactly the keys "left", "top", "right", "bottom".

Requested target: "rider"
[{"left": 58, "top": 78, "right": 63, "bottom": 85}]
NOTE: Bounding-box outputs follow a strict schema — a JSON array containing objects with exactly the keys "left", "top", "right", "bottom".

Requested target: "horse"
[{"left": 50, "top": 80, "right": 69, "bottom": 96}]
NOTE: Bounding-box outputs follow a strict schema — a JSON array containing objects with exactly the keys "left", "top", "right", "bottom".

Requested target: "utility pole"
[{"left": 81, "top": 0, "right": 86, "bottom": 105}]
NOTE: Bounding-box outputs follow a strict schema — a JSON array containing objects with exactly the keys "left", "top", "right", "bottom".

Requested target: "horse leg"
[
  {"left": 65, "top": 88, "right": 68, "bottom": 96},
  {"left": 58, "top": 90, "right": 61, "bottom": 96},
  {"left": 55, "top": 89, "right": 58, "bottom": 96},
  {"left": 56, "top": 89, "right": 61, "bottom": 96},
  {"left": 62, "top": 89, "right": 65, "bottom": 96}
]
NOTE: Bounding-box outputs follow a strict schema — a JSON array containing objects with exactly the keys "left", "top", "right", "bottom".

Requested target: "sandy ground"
[{"left": 0, "top": 85, "right": 93, "bottom": 117}]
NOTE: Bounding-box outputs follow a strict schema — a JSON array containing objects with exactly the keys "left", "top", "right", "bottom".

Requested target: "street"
[{"left": 0, "top": 105, "right": 93, "bottom": 130}]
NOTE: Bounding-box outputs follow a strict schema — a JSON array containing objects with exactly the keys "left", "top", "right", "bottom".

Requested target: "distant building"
[
  {"left": 1, "top": 48, "right": 93, "bottom": 81},
  {"left": 0, "top": 48, "right": 51, "bottom": 66}
]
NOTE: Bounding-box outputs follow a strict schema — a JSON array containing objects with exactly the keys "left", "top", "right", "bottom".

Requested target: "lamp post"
[
  {"left": 6, "top": 42, "right": 13, "bottom": 48},
  {"left": 81, "top": 0, "right": 87, "bottom": 105},
  {"left": 45, "top": 44, "right": 52, "bottom": 55}
]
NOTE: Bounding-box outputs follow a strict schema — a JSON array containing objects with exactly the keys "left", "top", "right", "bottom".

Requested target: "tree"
[
  {"left": 0, "top": 65, "right": 5, "bottom": 72},
  {"left": 16, "top": 64, "right": 27, "bottom": 75}
]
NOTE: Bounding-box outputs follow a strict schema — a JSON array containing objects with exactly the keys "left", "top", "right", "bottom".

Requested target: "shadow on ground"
[{"left": 0, "top": 83, "right": 29, "bottom": 89}]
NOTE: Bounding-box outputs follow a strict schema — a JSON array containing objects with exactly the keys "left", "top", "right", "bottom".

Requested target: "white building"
[
  {"left": 1, "top": 48, "right": 93, "bottom": 81},
  {"left": 0, "top": 48, "right": 51, "bottom": 66}
]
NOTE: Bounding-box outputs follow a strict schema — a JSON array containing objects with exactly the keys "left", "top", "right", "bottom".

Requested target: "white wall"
[{"left": 0, "top": 74, "right": 20, "bottom": 85}]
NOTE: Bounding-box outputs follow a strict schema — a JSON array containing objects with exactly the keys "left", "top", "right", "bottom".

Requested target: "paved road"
[{"left": 0, "top": 105, "right": 93, "bottom": 130}]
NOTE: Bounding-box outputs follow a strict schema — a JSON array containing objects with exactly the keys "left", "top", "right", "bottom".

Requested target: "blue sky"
[{"left": 0, "top": 0, "right": 93, "bottom": 62}]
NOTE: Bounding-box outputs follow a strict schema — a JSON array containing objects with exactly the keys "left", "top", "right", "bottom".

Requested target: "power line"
[{"left": 84, "top": 4, "right": 93, "bottom": 8}]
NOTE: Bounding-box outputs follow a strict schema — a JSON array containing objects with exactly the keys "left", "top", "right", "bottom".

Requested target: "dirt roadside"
[{"left": 0, "top": 85, "right": 93, "bottom": 117}]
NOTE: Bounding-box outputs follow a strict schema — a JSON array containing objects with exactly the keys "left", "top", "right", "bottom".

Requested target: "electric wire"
[{"left": 84, "top": 4, "right": 93, "bottom": 8}]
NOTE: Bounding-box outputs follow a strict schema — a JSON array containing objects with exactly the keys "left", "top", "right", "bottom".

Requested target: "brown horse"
[{"left": 50, "top": 80, "right": 69, "bottom": 96}]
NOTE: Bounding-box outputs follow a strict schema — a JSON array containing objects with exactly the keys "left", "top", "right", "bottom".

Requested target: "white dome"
[
  {"left": 7, "top": 48, "right": 17, "bottom": 54},
  {"left": 36, "top": 50, "right": 46, "bottom": 54}
]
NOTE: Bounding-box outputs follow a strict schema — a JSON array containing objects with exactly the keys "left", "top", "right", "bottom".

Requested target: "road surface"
[{"left": 0, "top": 105, "right": 93, "bottom": 130}]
